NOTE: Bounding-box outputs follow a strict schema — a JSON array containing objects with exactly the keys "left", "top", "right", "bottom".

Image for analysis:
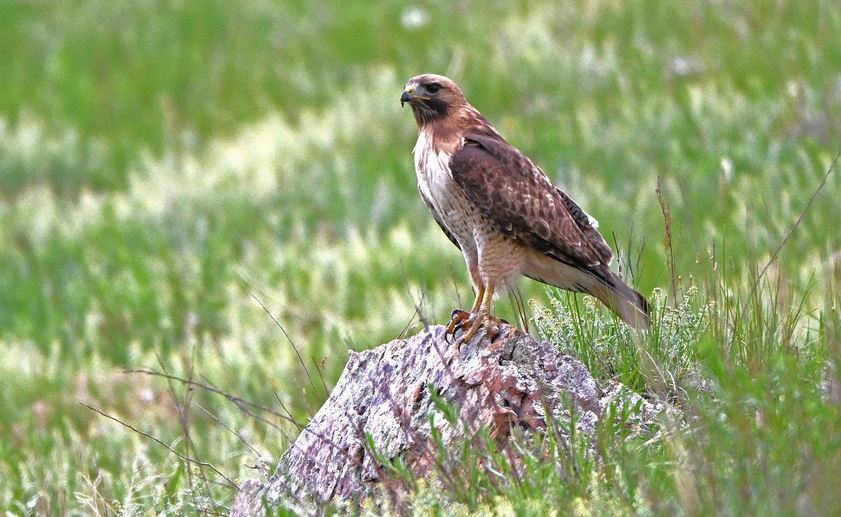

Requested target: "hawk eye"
[{"left": 426, "top": 83, "right": 441, "bottom": 94}]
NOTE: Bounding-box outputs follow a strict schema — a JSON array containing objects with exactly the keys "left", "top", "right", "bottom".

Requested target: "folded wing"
[{"left": 448, "top": 132, "right": 613, "bottom": 281}]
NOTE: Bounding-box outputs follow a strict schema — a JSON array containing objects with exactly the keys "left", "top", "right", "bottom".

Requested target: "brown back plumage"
[{"left": 449, "top": 132, "right": 613, "bottom": 280}]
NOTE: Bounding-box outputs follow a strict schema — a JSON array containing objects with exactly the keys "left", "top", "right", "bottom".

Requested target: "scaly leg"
[
  {"left": 469, "top": 286, "right": 485, "bottom": 313},
  {"left": 460, "top": 285, "right": 496, "bottom": 343}
]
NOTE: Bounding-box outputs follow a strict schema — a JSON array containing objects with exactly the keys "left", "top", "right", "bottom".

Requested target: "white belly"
[{"left": 413, "top": 132, "right": 477, "bottom": 248}]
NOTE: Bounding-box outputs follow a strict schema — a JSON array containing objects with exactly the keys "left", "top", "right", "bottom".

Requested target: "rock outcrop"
[{"left": 231, "top": 323, "right": 655, "bottom": 515}]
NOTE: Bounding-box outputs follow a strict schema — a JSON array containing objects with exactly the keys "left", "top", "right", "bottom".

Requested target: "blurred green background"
[{"left": 1, "top": 0, "right": 840, "bottom": 513}]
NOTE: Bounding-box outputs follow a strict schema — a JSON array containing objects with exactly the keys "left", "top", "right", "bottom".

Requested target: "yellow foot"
[
  {"left": 460, "top": 312, "right": 502, "bottom": 344},
  {"left": 445, "top": 309, "right": 471, "bottom": 342}
]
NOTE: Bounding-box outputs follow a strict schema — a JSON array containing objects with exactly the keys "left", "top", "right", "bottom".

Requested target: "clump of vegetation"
[{"left": 533, "top": 286, "right": 712, "bottom": 394}]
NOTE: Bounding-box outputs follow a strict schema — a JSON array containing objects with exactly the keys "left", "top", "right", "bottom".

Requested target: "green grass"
[{"left": 1, "top": 0, "right": 840, "bottom": 513}]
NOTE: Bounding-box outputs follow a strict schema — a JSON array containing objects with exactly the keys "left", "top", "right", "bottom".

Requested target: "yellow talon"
[
  {"left": 445, "top": 309, "right": 470, "bottom": 338},
  {"left": 459, "top": 285, "right": 495, "bottom": 344},
  {"left": 446, "top": 286, "right": 486, "bottom": 341}
]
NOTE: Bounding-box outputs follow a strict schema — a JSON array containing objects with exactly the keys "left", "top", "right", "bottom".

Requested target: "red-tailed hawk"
[{"left": 401, "top": 74, "right": 649, "bottom": 340}]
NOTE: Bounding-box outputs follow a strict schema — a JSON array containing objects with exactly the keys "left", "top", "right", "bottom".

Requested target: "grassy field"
[{"left": 1, "top": 0, "right": 840, "bottom": 514}]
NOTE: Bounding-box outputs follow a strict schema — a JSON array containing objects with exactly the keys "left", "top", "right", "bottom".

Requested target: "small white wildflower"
[
  {"left": 401, "top": 6, "right": 429, "bottom": 29},
  {"left": 720, "top": 156, "right": 733, "bottom": 183}
]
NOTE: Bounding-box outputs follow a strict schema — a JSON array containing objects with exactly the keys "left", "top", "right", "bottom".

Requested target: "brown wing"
[{"left": 448, "top": 131, "right": 613, "bottom": 280}]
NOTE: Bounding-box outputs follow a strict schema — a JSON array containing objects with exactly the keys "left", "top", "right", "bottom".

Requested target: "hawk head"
[{"left": 401, "top": 74, "right": 466, "bottom": 125}]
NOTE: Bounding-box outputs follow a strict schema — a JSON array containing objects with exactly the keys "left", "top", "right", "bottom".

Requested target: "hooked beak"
[{"left": 400, "top": 89, "right": 413, "bottom": 107}]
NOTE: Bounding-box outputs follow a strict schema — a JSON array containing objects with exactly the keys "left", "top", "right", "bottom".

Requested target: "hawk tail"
[{"left": 590, "top": 273, "right": 650, "bottom": 330}]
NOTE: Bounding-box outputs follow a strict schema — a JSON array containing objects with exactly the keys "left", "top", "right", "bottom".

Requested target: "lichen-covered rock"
[{"left": 231, "top": 324, "right": 655, "bottom": 515}]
